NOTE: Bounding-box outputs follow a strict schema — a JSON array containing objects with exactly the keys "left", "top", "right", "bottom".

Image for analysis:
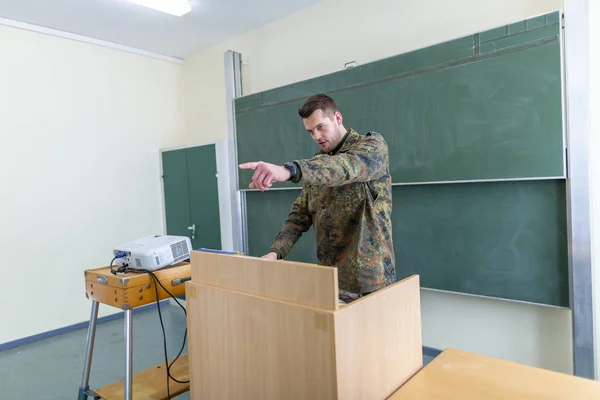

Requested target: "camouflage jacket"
[{"left": 270, "top": 128, "right": 396, "bottom": 294}]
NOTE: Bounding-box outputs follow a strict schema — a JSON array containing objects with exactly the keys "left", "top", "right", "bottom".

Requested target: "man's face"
[{"left": 302, "top": 109, "right": 345, "bottom": 153}]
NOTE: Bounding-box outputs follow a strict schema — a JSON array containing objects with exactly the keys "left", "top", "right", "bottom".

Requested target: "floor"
[{"left": 0, "top": 303, "right": 435, "bottom": 400}]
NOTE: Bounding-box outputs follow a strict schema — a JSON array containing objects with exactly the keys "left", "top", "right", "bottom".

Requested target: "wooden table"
[
  {"left": 388, "top": 348, "right": 600, "bottom": 399},
  {"left": 77, "top": 262, "right": 191, "bottom": 400}
]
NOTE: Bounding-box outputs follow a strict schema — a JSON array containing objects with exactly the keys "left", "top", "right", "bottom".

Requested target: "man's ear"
[{"left": 334, "top": 111, "right": 343, "bottom": 125}]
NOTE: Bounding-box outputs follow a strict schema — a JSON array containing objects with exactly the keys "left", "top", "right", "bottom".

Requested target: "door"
[{"left": 162, "top": 143, "right": 222, "bottom": 251}]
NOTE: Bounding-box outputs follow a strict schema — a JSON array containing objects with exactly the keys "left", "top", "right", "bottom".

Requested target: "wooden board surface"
[
  {"left": 190, "top": 251, "right": 338, "bottom": 311},
  {"left": 85, "top": 278, "right": 186, "bottom": 309},
  {"left": 94, "top": 355, "right": 189, "bottom": 400},
  {"left": 84, "top": 262, "right": 191, "bottom": 309},
  {"left": 335, "top": 274, "right": 422, "bottom": 399},
  {"left": 388, "top": 348, "right": 600, "bottom": 399},
  {"left": 85, "top": 262, "right": 191, "bottom": 288},
  {"left": 186, "top": 281, "right": 337, "bottom": 399}
]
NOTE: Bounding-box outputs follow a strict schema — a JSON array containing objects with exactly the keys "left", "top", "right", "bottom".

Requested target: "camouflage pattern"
[{"left": 270, "top": 128, "right": 396, "bottom": 295}]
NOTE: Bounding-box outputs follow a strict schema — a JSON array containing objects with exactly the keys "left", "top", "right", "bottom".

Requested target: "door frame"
[{"left": 159, "top": 139, "right": 234, "bottom": 252}]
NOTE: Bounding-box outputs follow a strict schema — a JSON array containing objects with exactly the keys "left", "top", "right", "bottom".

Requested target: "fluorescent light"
[{"left": 127, "top": 0, "right": 192, "bottom": 17}]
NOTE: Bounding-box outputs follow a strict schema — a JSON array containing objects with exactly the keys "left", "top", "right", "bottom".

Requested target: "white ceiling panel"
[{"left": 0, "top": 0, "right": 322, "bottom": 59}]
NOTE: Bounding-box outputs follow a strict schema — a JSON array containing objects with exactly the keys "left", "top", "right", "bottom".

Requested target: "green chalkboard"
[
  {"left": 246, "top": 180, "right": 569, "bottom": 307},
  {"left": 246, "top": 189, "right": 318, "bottom": 265},
  {"left": 235, "top": 13, "right": 564, "bottom": 190},
  {"left": 236, "top": 11, "right": 569, "bottom": 307}
]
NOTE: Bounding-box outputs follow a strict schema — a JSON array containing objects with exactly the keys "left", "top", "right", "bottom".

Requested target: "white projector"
[{"left": 113, "top": 234, "right": 192, "bottom": 271}]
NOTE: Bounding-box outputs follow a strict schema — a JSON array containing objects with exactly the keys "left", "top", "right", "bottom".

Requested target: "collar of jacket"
[{"left": 322, "top": 128, "right": 360, "bottom": 156}]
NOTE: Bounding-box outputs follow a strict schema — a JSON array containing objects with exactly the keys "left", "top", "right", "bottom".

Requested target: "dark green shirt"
[{"left": 270, "top": 128, "right": 396, "bottom": 294}]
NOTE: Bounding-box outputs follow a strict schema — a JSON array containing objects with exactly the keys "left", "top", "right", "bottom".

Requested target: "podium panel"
[
  {"left": 186, "top": 251, "right": 422, "bottom": 399},
  {"left": 187, "top": 282, "right": 337, "bottom": 399}
]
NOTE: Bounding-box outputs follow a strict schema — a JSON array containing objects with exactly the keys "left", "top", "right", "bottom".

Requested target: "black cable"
[
  {"left": 109, "top": 257, "right": 117, "bottom": 275},
  {"left": 144, "top": 270, "right": 189, "bottom": 383},
  {"left": 118, "top": 266, "right": 189, "bottom": 400},
  {"left": 110, "top": 252, "right": 127, "bottom": 275}
]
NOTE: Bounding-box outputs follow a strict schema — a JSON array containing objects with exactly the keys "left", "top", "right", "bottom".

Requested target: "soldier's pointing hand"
[{"left": 239, "top": 161, "right": 291, "bottom": 191}]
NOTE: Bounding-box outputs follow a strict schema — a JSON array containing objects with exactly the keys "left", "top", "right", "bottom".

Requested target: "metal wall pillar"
[
  {"left": 224, "top": 51, "right": 248, "bottom": 254},
  {"left": 563, "top": 0, "right": 596, "bottom": 379}
]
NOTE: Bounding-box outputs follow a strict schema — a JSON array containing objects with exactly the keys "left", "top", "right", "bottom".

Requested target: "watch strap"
[{"left": 283, "top": 161, "right": 300, "bottom": 183}]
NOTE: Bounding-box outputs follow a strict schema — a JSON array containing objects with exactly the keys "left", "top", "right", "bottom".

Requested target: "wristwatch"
[{"left": 283, "top": 161, "right": 299, "bottom": 182}]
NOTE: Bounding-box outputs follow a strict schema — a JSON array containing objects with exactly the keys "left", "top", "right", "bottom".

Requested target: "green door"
[
  {"left": 162, "top": 148, "right": 192, "bottom": 239},
  {"left": 162, "top": 144, "right": 222, "bottom": 251},
  {"left": 185, "top": 145, "right": 221, "bottom": 250}
]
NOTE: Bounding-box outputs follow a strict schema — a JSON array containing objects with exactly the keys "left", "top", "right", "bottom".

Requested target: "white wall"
[
  {"left": 589, "top": 0, "right": 600, "bottom": 377},
  {"left": 0, "top": 25, "right": 186, "bottom": 344},
  {"left": 182, "top": 0, "right": 575, "bottom": 373}
]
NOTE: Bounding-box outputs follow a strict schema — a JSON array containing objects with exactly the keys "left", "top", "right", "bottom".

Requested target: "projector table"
[{"left": 77, "top": 261, "right": 191, "bottom": 400}]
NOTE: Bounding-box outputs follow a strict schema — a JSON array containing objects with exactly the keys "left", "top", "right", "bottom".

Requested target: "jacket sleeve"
[
  {"left": 294, "top": 133, "right": 389, "bottom": 186},
  {"left": 269, "top": 187, "right": 312, "bottom": 259}
]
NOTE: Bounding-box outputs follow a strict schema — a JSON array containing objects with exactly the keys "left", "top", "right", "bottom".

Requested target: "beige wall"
[
  {"left": 182, "top": 0, "right": 576, "bottom": 373},
  {"left": 0, "top": 24, "right": 185, "bottom": 344}
]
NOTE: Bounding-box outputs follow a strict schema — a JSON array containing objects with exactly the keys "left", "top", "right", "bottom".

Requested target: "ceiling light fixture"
[{"left": 127, "top": 0, "right": 192, "bottom": 17}]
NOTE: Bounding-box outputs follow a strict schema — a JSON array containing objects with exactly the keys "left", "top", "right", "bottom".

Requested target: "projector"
[{"left": 113, "top": 234, "right": 192, "bottom": 271}]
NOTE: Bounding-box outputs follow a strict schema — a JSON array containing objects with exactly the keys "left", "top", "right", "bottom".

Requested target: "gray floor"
[
  {"left": 0, "top": 302, "right": 190, "bottom": 400},
  {"left": 0, "top": 303, "right": 435, "bottom": 399}
]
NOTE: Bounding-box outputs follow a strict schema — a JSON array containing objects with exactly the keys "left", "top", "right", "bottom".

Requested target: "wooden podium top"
[
  {"left": 388, "top": 348, "right": 600, "bottom": 399},
  {"left": 190, "top": 251, "right": 339, "bottom": 310}
]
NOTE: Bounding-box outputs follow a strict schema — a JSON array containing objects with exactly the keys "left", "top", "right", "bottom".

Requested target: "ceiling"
[{"left": 0, "top": 0, "right": 322, "bottom": 59}]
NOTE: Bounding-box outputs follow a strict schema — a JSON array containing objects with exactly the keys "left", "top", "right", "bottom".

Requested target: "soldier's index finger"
[{"left": 239, "top": 162, "right": 259, "bottom": 170}]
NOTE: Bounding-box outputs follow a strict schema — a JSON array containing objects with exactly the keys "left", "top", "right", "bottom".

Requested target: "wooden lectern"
[{"left": 185, "top": 250, "right": 423, "bottom": 400}]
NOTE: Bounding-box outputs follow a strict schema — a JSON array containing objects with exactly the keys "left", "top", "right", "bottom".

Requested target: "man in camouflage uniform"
[{"left": 239, "top": 94, "right": 396, "bottom": 300}]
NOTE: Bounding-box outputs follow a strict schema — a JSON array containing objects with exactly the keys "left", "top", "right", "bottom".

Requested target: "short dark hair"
[{"left": 298, "top": 93, "right": 339, "bottom": 119}]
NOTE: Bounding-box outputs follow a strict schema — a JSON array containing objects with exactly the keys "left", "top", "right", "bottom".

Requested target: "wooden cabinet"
[{"left": 185, "top": 251, "right": 423, "bottom": 399}]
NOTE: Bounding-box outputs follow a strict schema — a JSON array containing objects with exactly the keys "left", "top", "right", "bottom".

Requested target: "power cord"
[
  {"left": 109, "top": 251, "right": 127, "bottom": 275},
  {"left": 110, "top": 255, "right": 189, "bottom": 400}
]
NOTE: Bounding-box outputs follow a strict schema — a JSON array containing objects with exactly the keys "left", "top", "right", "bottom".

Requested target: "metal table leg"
[
  {"left": 78, "top": 301, "right": 99, "bottom": 400},
  {"left": 124, "top": 309, "right": 133, "bottom": 400}
]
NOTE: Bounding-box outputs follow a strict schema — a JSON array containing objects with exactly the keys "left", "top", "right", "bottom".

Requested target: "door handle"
[{"left": 188, "top": 224, "right": 196, "bottom": 240}]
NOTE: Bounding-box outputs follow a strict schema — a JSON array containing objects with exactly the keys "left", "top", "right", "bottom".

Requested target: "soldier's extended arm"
[
  {"left": 294, "top": 133, "right": 389, "bottom": 186},
  {"left": 269, "top": 188, "right": 312, "bottom": 259}
]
